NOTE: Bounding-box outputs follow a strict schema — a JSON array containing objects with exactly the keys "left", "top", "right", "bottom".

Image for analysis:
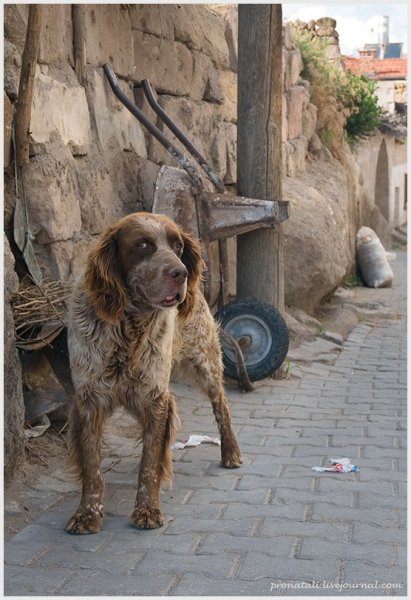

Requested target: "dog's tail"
[{"left": 160, "top": 392, "right": 181, "bottom": 489}]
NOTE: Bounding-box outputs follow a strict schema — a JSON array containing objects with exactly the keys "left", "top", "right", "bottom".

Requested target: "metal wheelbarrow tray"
[{"left": 103, "top": 63, "right": 290, "bottom": 389}]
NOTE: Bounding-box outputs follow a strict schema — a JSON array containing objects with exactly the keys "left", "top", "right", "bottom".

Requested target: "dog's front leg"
[
  {"left": 65, "top": 396, "right": 109, "bottom": 534},
  {"left": 130, "top": 392, "right": 179, "bottom": 529}
]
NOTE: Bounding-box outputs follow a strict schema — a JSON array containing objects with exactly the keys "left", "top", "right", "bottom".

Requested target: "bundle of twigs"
[{"left": 12, "top": 279, "right": 71, "bottom": 349}]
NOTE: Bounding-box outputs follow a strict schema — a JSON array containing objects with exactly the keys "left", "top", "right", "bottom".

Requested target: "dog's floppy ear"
[
  {"left": 85, "top": 228, "right": 127, "bottom": 324},
  {"left": 180, "top": 231, "right": 205, "bottom": 286},
  {"left": 178, "top": 231, "right": 205, "bottom": 318}
]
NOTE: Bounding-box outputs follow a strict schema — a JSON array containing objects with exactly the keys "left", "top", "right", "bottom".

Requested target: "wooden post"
[
  {"left": 15, "top": 4, "right": 43, "bottom": 169},
  {"left": 73, "top": 5, "right": 87, "bottom": 86},
  {"left": 237, "top": 4, "right": 284, "bottom": 313}
]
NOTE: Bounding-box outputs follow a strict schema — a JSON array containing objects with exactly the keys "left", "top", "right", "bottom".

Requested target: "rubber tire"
[{"left": 216, "top": 298, "right": 289, "bottom": 382}]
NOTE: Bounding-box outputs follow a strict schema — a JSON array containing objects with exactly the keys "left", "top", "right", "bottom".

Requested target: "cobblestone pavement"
[{"left": 4, "top": 251, "right": 407, "bottom": 597}]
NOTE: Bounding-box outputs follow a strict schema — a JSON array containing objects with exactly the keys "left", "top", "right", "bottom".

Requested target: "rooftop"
[{"left": 342, "top": 56, "right": 407, "bottom": 80}]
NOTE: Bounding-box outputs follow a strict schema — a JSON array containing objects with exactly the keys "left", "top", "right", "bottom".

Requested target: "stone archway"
[{"left": 374, "top": 139, "right": 390, "bottom": 223}]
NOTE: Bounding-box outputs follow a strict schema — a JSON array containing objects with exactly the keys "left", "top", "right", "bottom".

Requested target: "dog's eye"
[
  {"left": 136, "top": 240, "right": 152, "bottom": 251},
  {"left": 174, "top": 241, "right": 184, "bottom": 254}
]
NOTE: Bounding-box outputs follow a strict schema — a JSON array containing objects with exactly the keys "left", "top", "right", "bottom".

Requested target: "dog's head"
[{"left": 84, "top": 213, "right": 204, "bottom": 323}]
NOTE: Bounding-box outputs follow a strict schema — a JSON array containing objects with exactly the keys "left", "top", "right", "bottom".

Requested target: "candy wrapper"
[
  {"left": 312, "top": 457, "right": 359, "bottom": 473},
  {"left": 172, "top": 434, "right": 221, "bottom": 450}
]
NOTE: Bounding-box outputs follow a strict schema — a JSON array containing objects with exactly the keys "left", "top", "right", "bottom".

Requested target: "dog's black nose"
[{"left": 169, "top": 266, "right": 188, "bottom": 284}]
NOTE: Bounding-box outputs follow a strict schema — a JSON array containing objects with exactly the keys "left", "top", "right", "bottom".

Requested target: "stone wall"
[{"left": 4, "top": 4, "right": 239, "bottom": 283}]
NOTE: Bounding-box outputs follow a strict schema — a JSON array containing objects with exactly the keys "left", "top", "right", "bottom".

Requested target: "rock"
[
  {"left": 308, "top": 132, "right": 322, "bottom": 155},
  {"left": 219, "top": 70, "right": 237, "bottom": 123},
  {"left": 84, "top": 5, "right": 135, "bottom": 79},
  {"left": 287, "top": 307, "right": 323, "bottom": 331},
  {"left": 87, "top": 68, "right": 147, "bottom": 156},
  {"left": 4, "top": 40, "right": 21, "bottom": 101},
  {"left": 172, "top": 5, "right": 229, "bottom": 69},
  {"left": 302, "top": 103, "right": 317, "bottom": 141},
  {"left": 286, "top": 85, "right": 310, "bottom": 140},
  {"left": 285, "top": 138, "right": 306, "bottom": 177},
  {"left": 38, "top": 4, "right": 73, "bottom": 65},
  {"left": 4, "top": 236, "right": 25, "bottom": 482},
  {"left": 210, "top": 4, "right": 238, "bottom": 71},
  {"left": 130, "top": 4, "right": 174, "bottom": 39},
  {"left": 132, "top": 30, "right": 193, "bottom": 95},
  {"left": 31, "top": 64, "right": 92, "bottom": 149},
  {"left": 24, "top": 149, "right": 82, "bottom": 245},
  {"left": 190, "top": 51, "right": 213, "bottom": 101},
  {"left": 289, "top": 49, "right": 304, "bottom": 86},
  {"left": 283, "top": 157, "right": 354, "bottom": 312},
  {"left": 4, "top": 4, "right": 28, "bottom": 54},
  {"left": 4, "top": 93, "right": 14, "bottom": 170},
  {"left": 137, "top": 160, "right": 162, "bottom": 212},
  {"left": 288, "top": 338, "right": 342, "bottom": 364},
  {"left": 283, "top": 24, "right": 293, "bottom": 51},
  {"left": 223, "top": 121, "right": 237, "bottom": 184},
  {"left": 203, "top": 65, "right": 224, "bottom": 104}
]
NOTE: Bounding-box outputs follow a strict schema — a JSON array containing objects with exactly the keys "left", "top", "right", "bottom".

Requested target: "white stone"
[{"left": 31, "top": 65, "right": 91, "bottom": 148}]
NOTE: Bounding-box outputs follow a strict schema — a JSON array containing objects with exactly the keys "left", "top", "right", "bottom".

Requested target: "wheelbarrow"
[{"left": 103, "top": 63, "right": 290, "bottom": 390}]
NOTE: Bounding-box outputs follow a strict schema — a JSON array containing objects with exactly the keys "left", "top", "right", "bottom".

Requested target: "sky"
[{"left": 282, "top": 3, "right": 408, "bottom": 56}]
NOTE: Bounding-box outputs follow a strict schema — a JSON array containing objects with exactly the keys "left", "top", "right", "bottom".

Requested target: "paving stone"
[
  {"left": 33, "top": 543, "right": 144, "bottom": 573},
  {"left": 299, "top": 537, "right": 393, "bottom": 566},
  {"left": 164, "top": 516, "right": 259, "bottom": 536},
  {"left": 222, "top": 502, "right": 308, "bottom": 521},
  {"left": 238, "top": 553, "right": 340, "bottom": 582},
  {"left": 260, "top": 519, "right": 349, "bottom": 542},
  {"left": 4, "top": 565, "right": 73, "bottom": 595},
  {"left": 60, "top": 570, "right": 178, "bottom": 596},
  {"left": 343, "top": 561, "right": 406, "bottom": 593},
  {"left": 133, "top": 550, "right": 240, "bottom": 578},
  {"left": 199, "top": 532, "right": 295, "bottom": 558},
  {"left": 170, "top": 573, "right": 276, "bottom": 596}
]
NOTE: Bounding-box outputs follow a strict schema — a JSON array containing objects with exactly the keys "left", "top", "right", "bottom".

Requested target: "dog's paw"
[
  {"left": 130, "top": 507, "right": 165, "bottom": 529},
  {"left": 65, "top": 511, "right": 102, "bottom": 535},
  {"left": 221, "top": 443, "right": 243, "bottom": 469}
]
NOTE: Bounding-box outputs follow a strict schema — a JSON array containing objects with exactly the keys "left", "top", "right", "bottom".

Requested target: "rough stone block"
[
  {"left": 219, "top": 70, "right": 237, "bottom": 123},
  {"left": 38, "top": 4, "right": 73, "bottom": 65},
  {"left": 4, "top": 4, "right": 29, "bottom": 55},
  {"left": 25, "top": 152, "right": 82, "bottom": 245},
  {"left": 190, "top": 50, "right": 213, "bottom": 101},
  {"left": 172, "top": 5, "right": 229, "bottom": 69},
  {"left": 31, "top": 65, "right": 91, "bottom": 149},
  {"left": 210, "top": 4, "right": 238, "bottom": 70},
  {"left": 4, "top": 236, "right": 25, "bottom": 482},
  {"left": 302, "top": 102, "right": 318, "bottom": 141},
  {"left": 132, "top": 30, "right": 193, "bottom": 95},
  {"left": 4, "top": 93, "right": 14, "bottom": 170},
  {"left": 289, "top": 48, "right": 304, "bottom": 86},
  {"left": 283, "top": 49, "right": 291, "bottom": 91},
  {"left": 129, "top": 4, "right": 174, "bottom": 39},
  {"left": 147, "top": 95, "right": 216, "bottom": 172},
  {"left": 203, "top": 65, "right": 224, "bottom": 104},
  {"left": 287, "top": 85, "right": 310, "bottom": 140},
  {"left": 4, "top": 40, "right": 21, "bottom": 101},
  {"left": 283, "top": 157, "right": 353, "bottom": 311},
  {"left": 84, "top": 5, "right": 134, "bottom": 79},
  {"left": 285, "top": 138, "right": 306, "bottom": 177},
  {"left": 282, "top": 94, "right": 288, "bottom": 142},
  {"left": 87, "top": 68, "right": 146, "bottom": 156}
]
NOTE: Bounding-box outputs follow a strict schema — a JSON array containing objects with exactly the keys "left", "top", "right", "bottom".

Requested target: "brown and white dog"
[{"left": 65, "top": 212, "right": 242, "bottom": 534}]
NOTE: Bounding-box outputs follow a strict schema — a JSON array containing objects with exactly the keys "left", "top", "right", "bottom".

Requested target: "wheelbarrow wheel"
[{"left": 216, "top": 298, "right": 289, "bottom": 382}]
